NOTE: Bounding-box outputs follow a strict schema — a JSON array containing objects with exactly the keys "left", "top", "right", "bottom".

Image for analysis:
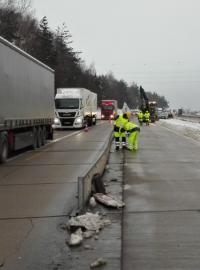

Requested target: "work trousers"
[
  {"left": 138, "top": 118, "right": 143, "bottom": 126},
  {"left": 114, "top": 131, "right": 126, "bottom": 148},
  {"left": 127, "top": 131, "right": 139, "bottom": 151}
]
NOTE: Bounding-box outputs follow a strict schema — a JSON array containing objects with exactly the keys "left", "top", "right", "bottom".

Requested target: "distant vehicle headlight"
[
  {"left": 110, "top": 114, "right": 114, "bottom": 119},
  {"left": 75, "top": 116, "right": 83, "bottom": 124},
  {"left": 101, "top": 115, "right": 105, "bottom": 118},
  {"left": 54, "top": 117, "right": 60, "bottom": 124}
]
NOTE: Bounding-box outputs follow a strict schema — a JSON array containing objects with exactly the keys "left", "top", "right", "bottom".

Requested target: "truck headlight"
[
  {"left": 75, "top": 116, "right": 83, "bottom": 124},
  {"left": 54, "top": 117, "right": 60, "bottom": 124},
  {"left": 101, "top": 115, "right": 105, "bottom": 119}
]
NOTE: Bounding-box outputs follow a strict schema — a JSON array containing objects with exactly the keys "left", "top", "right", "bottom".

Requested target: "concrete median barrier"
[{"left": 77, "top": 132, "right": 113, "bottom": 213}]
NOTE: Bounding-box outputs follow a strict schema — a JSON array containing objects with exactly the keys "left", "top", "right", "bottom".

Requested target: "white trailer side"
[{"left": 0, "top": 36, "right": 55, "bottom": 163}]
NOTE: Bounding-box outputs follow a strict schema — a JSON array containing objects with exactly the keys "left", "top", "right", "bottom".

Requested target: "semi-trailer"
[{"left": 0, "top": 36, "right": 55, "bottom": 163}]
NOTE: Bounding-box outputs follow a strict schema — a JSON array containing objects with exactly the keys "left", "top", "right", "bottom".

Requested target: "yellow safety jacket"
[
  {"left": 144, "top": 112, "right": 150, "bottom": 121},
  {"left": 138, "top": 112, "right": 144, "bottom": 120},
  {"left": 114, "top": 114, "right": 128, "bottom": 138},
  {"left": 125, "top": 121, "right": 140, "bottom": 133}
]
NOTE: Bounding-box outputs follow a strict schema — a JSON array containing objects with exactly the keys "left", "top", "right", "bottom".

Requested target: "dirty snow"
[{"left": 159, "top": 118, "right": 200, "bottom": 142}]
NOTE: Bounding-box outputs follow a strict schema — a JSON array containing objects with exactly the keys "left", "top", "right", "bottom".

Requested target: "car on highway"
[{"left": 158, "top": 111, "right": 168, "bottom": 119}]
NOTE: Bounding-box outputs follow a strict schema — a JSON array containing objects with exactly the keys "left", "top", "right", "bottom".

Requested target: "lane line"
[
  {"left": 6, "top": 121, "right": 108, "bottom": 163},
  {"left": 52, "top": 130, "right": 82, "bottom": 143}
]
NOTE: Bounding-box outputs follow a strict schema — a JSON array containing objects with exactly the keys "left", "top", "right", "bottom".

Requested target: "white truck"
[
  {"left": 0, "top": 36, "right": 55, "bottom": 163},
  {"left": 53, "top": 88, "right": 97, "bottom": 128}
]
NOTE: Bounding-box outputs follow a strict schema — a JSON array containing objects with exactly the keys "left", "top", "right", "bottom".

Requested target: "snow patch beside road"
[{"left": 159, "top": 119, "right": 200, "bottom": 142}]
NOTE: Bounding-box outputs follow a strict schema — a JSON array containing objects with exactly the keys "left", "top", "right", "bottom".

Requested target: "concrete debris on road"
[
  {"left": 89, "top": 196, "right": 97, "bottom": 207},
  {"left": 94, "top": 193, "right": 125, "bottom": 208},
  {"left": 67, "top": 228, "right": 83, "bottom": 246},
  {"left": 90, "top": 257, "right": 107, "bottom": 268},
  {"left": 84, "top": 244, "right": 93, "bottom": 250},
  {"left": 67, "top": 212, "right": 111, "bottom": 247},
  {"left": 83, "top": 230, "right": 94, "bottom": 239},
  {"left": 123, "top": 184, "right": 131, "bottom": 190},
  {"left": 68, "top": 212, "right": 111, "bottom": 232}
]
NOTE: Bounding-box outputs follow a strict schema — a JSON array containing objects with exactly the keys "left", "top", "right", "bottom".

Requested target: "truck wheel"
[
  {"left": 88, "top": 117, "right": 93, "bottom": 127},
  {"left": 41, "top": 127, "right": 47, "bottom": 145},
  {"left": 0, "top": 136, "right": 8, "bottom": 164},
  {"left": 47, "top": 126, "right": 53, "bottom": 140},
  {"left": 37, "top": 127, "right": 42, "bottom": 148},
  {"left": 32, "top": 128, "right": 37, "bottom": 149}
]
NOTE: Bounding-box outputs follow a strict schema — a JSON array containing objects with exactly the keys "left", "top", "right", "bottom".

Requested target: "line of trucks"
[{"left": 0, "top": 36, "right": 97, "bottom": 163}]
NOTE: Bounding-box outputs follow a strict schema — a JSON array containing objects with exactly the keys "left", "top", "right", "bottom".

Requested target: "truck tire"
[
  {"left": 41, "top": 127, "right": 47, "bottom": 145},
  {"left": 88, "top": 117, "right": 93, "bottom": 127},
  {"left": 31, "top": 128, "right": 37, "bottom": 150},
  {"left": 0, "top": 135, "right": 8, "bottom": 164},
  {"left": 37, "top": 127, "right": 42, "bottom": 148},
  {"left": 47, "top": 126, "right": 53, "bottom": 140}
]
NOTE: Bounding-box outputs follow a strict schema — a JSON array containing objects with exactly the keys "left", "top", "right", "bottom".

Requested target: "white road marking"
[{"left": 6, "top": 121, "right": 107, "bottom": 162}]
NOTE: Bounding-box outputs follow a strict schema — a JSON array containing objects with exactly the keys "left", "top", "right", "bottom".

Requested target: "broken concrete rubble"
[
  {"left": 67, "top": 212, "right": 111, "bottom": 247},
  {"left": 68, "top": 212, "right": 110, "bottom": 232},
  {"left": 90, "top": 257, "right": 107, "bottom": 268},
  {"left": 67, "top": 228, "right": 83, "bottom": 246},
  {"left": 94, "top": 193, "right": 125, "bottom": 208},
  {"left": 89, "top": 196, "right": 97, "bottom": 207}
]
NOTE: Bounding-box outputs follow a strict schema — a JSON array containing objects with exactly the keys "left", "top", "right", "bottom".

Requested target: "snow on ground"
[{"left": 159, "top": 118, "right": 200, "bottom": 142}]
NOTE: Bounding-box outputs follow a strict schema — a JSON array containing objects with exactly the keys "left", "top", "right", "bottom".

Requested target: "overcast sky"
[{"left": 32, "top": 0, "right": 200, "bottom": 110}]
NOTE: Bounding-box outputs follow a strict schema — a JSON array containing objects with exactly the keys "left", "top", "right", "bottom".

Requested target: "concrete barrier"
[{"left": 77, "top": 131, "right": 113, "bottom": 213}]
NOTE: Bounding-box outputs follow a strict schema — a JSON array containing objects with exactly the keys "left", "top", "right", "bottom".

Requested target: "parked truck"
[
  {"left": 100, "top": 100, "right": 118, "bottom": 120},
  {"left": 53, "top": 88, "right": 97, "bottom": 128},
  {"left": 0, "top": 36, "right": 54, "bottom": 163}
]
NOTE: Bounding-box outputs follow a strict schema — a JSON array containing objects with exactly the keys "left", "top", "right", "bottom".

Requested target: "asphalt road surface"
[
  {"left": 123, "top": 122, "right": 200, "bottom": 270},
  {"left": 0, "top": 121, "right": 112, "bottom": 270}
]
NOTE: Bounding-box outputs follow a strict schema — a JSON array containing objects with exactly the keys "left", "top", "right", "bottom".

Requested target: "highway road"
[
  {"left": 0, "top": 121, "right": 112, "bottom": 270},
  {"left": 122, "top": 122, "right": 200, "bottom": 270}
]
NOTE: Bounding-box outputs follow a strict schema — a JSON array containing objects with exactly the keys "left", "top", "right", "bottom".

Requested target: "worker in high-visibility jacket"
[
  {"left": 144, "top": 111, "right": 150, "bottom": 126},
  {"left": 113, "top": 113, "right": 129, "bottom": 150},
  {"left": 138, "top": 111, "right": 144, "bottom": 126},
  {"left": 125, "top": 120, "right": 140, "bottom": 151}
]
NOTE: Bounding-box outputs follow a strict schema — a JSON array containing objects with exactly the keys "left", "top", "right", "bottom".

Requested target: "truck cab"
[
  {"left": 101, "top": 100, "right": 118, "bottom": 120},
  {"left": 53, "top": 88, "right": 97, "bottom": 129}
]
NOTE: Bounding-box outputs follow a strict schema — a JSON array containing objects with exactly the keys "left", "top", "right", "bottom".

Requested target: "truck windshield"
[
  {"left": 55, "top": 99, "right": 79, "bottom": 109},
  {"left": 102, "top": 105, "right": 113, "bottom": 110}
]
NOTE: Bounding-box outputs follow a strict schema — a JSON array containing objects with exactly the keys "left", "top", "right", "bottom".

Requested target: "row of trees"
[{"left": 0, "top": 0, "right": 169, "bottom": 108}]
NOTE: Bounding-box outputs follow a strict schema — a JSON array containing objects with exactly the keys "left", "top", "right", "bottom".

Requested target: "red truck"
[{"left": 100, "top": 100, "right": 118, "bottom": 120}]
